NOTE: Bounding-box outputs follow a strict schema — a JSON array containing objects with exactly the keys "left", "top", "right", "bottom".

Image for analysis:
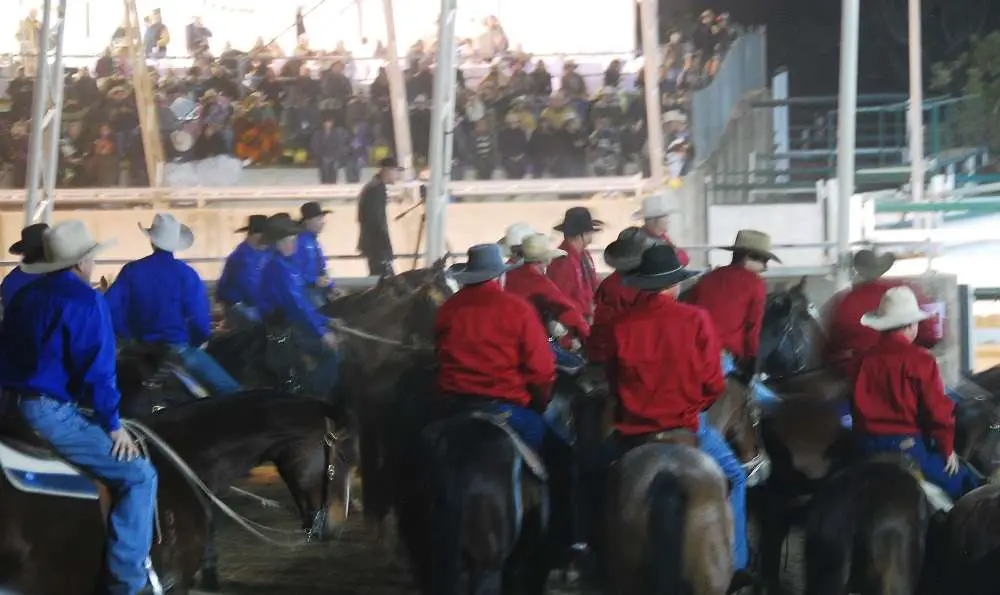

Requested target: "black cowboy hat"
[
  {"left": 378, "top": 156, "right": 402, "bottom": 169},
  {"left": 603, "top": 226, "right": 662, "bottom": 272},
  {"left": 623, "top": 244, "right": 702, "bottom": 291},
  {"left": 448, "top": 243, "right": 520, "bottom": 285},
  {"left": 9, "top": 223, "right": 49, "bottom": 256},
  {"left": 235, "top": 214, "right": 268, "bottom": 234},
  {"left": 853, "top": 249, "right": 896, "bottom": 281},
  {"left": 263, "top": 213, "right": 301, "bottom": 243},
  {"left": 554, "top": 207, "right": 603, "bottom": 237},
  {"left": 299, "top": 201, "right": 332, "bottom": 222}
]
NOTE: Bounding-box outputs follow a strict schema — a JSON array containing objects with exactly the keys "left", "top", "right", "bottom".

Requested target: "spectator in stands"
[
  {"left": 90, "top": 123, "right": 119, "bottom": 187},
  {"left": 529, "top": 118, "right": 558, "bottom": 178},
  {"left": 410, "top": 95, "right": 432, "bottom": 165},
  {"left": 186, "top": 16, "right": 212, "bottom": 59},
  {"left": 559, "top": 117, "right": 588, "bottom": 178},
  {"left": 472, "top": 119, "right": 496, "bottom": 180},
  {"left": 498, "top": 113, "right": 529, "bottom": 180},
  {"left": 146, "top": 9, "right": 169, "bottom": 59},
  {"left": 529, "top": 60, "right": 553, "bottom": 96},
  {"left": 311, "top": 116, "right": 349, "bottom": 184},
  {"left": 604, "top": 59, "right": 623, "bottom": 89}
]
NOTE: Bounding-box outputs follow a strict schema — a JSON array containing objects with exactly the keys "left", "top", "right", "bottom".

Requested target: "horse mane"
[{"left": 968, "top": 364, "right": 1000, "bottom": 399}]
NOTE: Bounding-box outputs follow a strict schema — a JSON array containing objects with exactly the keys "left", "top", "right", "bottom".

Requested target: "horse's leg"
[
  {"left": 803, "top": 527, "right": 851, "bottom": 595},
  {"left": 469, "top": 567, "right": 503, "bottom": 595},
  {"left": 758, "top": 487, "right": 792, "bottom": 595},
  {"left": 198, "top": 518, "right": 220, "bottom": 592}
]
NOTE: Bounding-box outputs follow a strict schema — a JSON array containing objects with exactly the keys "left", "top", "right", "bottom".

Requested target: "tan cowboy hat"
[
  {"left": 139, "top": 213, "right": 194, "bottom": 253},
  {"left": 170, "top": 129, "right": 195, "bottom": 152},
  {"left": 853, "top": 249, "right": 896, "bottom": 282},
  {"left": 860, "top": 286, "right": 931, "bottom": 331},
  {"left": 21, "top": 220, "right": 117, "bottom": 275},
  {"left": 632, "top": 193, "right": 677, "bottom": 220},
  {"left": 497, "top": 222, "right": 538, "bottom": 256},
  {"left": 722, "top": 229, "right": 781, "bottom": 263},
  {"left": 520, "top": 234, "right": 566, "bottom": 264}
]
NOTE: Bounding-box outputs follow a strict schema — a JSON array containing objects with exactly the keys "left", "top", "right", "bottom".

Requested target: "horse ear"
[
  {"left": 433, "top": 256, "right": 448, "bottom": 272},
  {"left": 794, "top": 276, "right": 808, "bottom": 293},
  {"left": 98, "top": 276, "right": 110, "bottom": 292}
]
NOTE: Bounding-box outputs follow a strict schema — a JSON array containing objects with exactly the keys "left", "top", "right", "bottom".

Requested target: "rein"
[
  {"left": 329, "top": 319, "right": 433, "bottom": 352},
  {"left": 122, "top": 418, "right": 333, "bottom": 548}
]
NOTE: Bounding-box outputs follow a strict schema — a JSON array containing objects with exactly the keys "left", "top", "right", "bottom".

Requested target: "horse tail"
[
  {"left": 428, "top": 431, "right": 464, "bottom": 595},
  {"left": 647, "top": 470, "right": 687, "bottom": 595}
]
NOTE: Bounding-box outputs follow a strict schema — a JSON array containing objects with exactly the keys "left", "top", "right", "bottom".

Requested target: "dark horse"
[{"left": 0, "top": 391, "right": 354, "bottom": 594}]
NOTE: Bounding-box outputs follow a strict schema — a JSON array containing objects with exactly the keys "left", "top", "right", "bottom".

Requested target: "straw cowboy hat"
[
  {"left": 604, "top": 226, "right": 662, "bottom": 272},
  {"left": 170, "top": 129, "right": 195, "bottom": 153},
  {"left": 139, "top": 213, "right": 194, "bottom": 253},
  {"left": 497, "top": 222, "right": 538, "bottom": 256},
  {"left": 623, "top": 244, "right": 702, "bottom": 291},
  {"left": 21, "top": 220, "right": 116, "bottom": 275},
  {"left": 860, "top": 286, "right": 931, "bottom": 331},
  {"left": 722, "top": 229, "right": 782, "bottom": 263},
  {"left": 554, "top": 207, "right": 603, "bottom": 236},
  {"left": 448, "top": 244, "right": 520, "bottom": 285},
  {"left": 632, "top": 193, "right": 677, "bottom": 221},
  {"left": 9, "top": 223, "right": 48, "bottom": 255},
  {"left": 520, "top": 234, "right": 566, "bottom": 264},
  {"left": 853, "top": 249, "right": 896, "bottom": 282}
]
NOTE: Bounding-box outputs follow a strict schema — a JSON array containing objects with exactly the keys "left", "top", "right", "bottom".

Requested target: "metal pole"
[
  {"left": 381, "top": 0, "right": 415, "bottom": 180},
  {"left": 24, "top": 0, "right": 68, "bottom": 226},
  {"left": 907, "top": 0, "right": 926, "bottom": 225},
  {"left": 638, "top": 0, "right": 665, "bottom": 187},
  {"left": 423, "top": 0, "right": 458, "bottom": 263},
  {"left": 835, "top": 0, "right": 860, "bottom": 289}
]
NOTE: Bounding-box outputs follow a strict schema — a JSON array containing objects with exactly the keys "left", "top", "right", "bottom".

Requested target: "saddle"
[
  {"left": 862, "top": 452, "right": 954, "bottom": 513},
  {"left": 618, "top": 429, "right": 699, "bottom": 453},
  {"left": 424, "top": 407, "right": 548, "bottom": 481},
  {"left": 119, "top": 343, "right": 206, "bottom": 401}
]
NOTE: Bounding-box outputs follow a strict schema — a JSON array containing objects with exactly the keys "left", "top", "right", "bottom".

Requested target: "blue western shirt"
[
  {"left": 0, "top": 270, "right": 122, "bottom": 431},
  {"left": 293, "top": 231, "right": 334, "bottom": 289},
  {"left": 217, "top": 241, "right": 268, "bottom": 306},
  {"left": 104, "top": 249, "right": 212, "bottom": 346},
  {"left": 0, "top": 266, "right": 41, "bottom": 308},
  {"left": 258, "top": 250, "right": 330, "bottom": 338}
]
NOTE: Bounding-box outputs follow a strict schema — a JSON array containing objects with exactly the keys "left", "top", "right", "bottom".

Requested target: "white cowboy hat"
[
  {"left": 520, "top": 233, "right": 567, "bottom": 264},
  {"left": 497, "top": 222, "right": 538, "bottom": 256},
  {"left": 139, "top": 213, "right": 194, "bottom": 253},
  {"left": 170, "top": 129, "right": 194, "bottom": 152},
  {"left": 21, "top": 220, "right": 116, "bottom": 275},
  {"left": 632, "top": 193, "right": 677, "bottom": 220},
  {"left": 860, "top": 286, "right": 931, "bottom": 331},
  {"left": 722, "top": 229, "right": 782, "bottom": 263}
]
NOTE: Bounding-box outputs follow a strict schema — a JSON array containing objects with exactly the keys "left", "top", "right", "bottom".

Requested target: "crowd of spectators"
[{"left": 0, "top": 9, "right": 739, "bottom": 188}]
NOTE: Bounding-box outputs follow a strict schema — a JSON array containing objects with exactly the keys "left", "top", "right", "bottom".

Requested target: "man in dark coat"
[{"left": 357, "top": 158, "right": 401, "bottom": 276}]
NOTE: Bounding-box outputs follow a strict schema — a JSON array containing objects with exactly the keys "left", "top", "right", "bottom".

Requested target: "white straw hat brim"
[
  {"left": 139, "top": 221, "right": 195, "bottom": 252},
  {"left": 21, "top": 239, "right": 117, "bottom": 275},
  {"left": 860, "top": 308, "right": 932, "bottom": 331}
]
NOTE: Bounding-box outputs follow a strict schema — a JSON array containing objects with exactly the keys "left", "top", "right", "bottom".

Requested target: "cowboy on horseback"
[
  {"left": 548, "top": 207, "right": 602, "bottom": 324},
  {"left": 825, "top": 249, "right": 941, "bottom": 378},
  {"left": 504, "top": 234, "right": 590, "bottom": 364},
  {"left": 217, "top": 214, "right": 269, "bottom": 328},
  {"left": 1, "top": 222, "right": 47, "bottom": 308},
  {"left": 294, "top": 201, "right": 338, "bottom": 307},
  {"left": 256, "top": 214, "right": 341, "bottom": 396},
  {"left": 0, "top": 220, "right": 160, "bottom": 594},
  {"left": 634, "top": 193, "right": 690, "bottom": 266},
  {"left": 497, "top": 222, "right": 537, "bottom": 261},
  {"left": 587, "top": 227, "right": 659, "bottom": 364},
  {"left": 853, "top": 286, "right": 981, "bottom": 500},
  {"left": 686, "top": 230, "right": 781, "bottom": 408},
  {"left": 104, "top": 213, "right": 242, "bottom": 397},
  {"left": 437, "top": 244, "right": 584, "bottom": 554},
  {"left": 608, "top": 244, "right": 752, "bottom": 579}
]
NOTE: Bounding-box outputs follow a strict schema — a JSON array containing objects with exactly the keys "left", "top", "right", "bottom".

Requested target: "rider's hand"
[
  {"left": 321, "top": 332, "right": 339, "bottom": 350},
  {"left": 944, "top": 451, "right": 960, "bottom": 476},
  {"left": 110, "top": 429, "right": 140, "bottom": 462},
  {"left": 316, "top": 275, "right": 331, "bottom": 289}
]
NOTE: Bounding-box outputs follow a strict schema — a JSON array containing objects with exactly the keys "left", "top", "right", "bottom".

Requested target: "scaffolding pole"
[
  {"left": 424, "top": 0, "right": 458, "bottom": 263},
  {"left": 639, "top": 0, "right": 665, "bottom": 188},
  {"left": 835, "top": 0, "right": 861, "bottom": 289},
  {"left": 907, "top": 0, "right": 926, "bottom": 225},
  {"left": 381, "top": 0, "right": 415, "bottom": 179},
  {"left": 23, "top": 0, "right": 68, "bottom": 225},
  {"left": 123, "top": 0, "right": 164, "bottom": 187}
]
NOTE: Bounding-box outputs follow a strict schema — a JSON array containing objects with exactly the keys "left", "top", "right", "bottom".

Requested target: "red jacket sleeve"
[
  {"left": 536, "top": 275, "right": 591, "bottom": 339},
  {"left": 546, "top": 256, "right": 587, "bottom": 316},
  {"left": 675, "top": 247, "right": 690, "bottom": 267},
  {"left": 519, "top": 302, "right": 556, "bottom": 404},
  {"left": 744, "top": 277, "right": 766, "bottom": 359},
  {"left": 908, "top": 283, "right": 942, "bottom": 349},
  {"left": 915, "top": 355, "right": 955, "bottom": 457},
  {"left": 697, "top": 309, "right": 727, "bottom": 407}
]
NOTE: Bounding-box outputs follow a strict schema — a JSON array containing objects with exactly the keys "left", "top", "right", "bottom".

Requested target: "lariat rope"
[{"left": 328, "top": 319, "right": 432, "bottom": 351}]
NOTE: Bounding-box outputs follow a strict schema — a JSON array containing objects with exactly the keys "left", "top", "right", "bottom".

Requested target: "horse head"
[
  {"left": 952, "top": 377, "right": 1000, "bottom": 482},
  {"left": 758, "top": 277, "right": 825, "bottom": 381}
]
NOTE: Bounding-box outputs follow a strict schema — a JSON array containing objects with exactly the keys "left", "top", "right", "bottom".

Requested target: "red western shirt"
[
  {"left": 645, "top": 228, "right": 690, "bottom": 267},
  {"left": 608, "top": 293, "right": 726, "bottom": 435},
  {"left": 505, "top": 264, "right": 591, "bottom": 340},
  {"left": 547, "top": 240, "right": 599, "bottom": 322},
  {"left": 853, "top": 333, "right": 955, "bottom": 456},
  {"left": 436, "top": 281, "right": 556, "bottom": 407},
  {"left": 825, "top": 279, "right": 941, "bottom": 377},
  {"left": 587, "top": 271, "right": 643, "bottom": 363},
  {"left": 685, "top": 264, "right": 766, "bottom": 360}
]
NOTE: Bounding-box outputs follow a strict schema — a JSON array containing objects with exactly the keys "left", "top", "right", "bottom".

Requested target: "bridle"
[{"left": 306, "top": 418, "right": 351, "bottom": 542}]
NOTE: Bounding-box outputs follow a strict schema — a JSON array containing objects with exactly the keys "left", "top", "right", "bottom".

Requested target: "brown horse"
[
  {"left": 0, "top": 391, "right": 353, "bottom": 594},
  {"left": 926, "top": 483, "right": 1000, "bottom": 595}
]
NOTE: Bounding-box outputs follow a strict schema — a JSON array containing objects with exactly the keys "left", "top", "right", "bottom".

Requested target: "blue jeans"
[
  {"left": 697, "top": 412, "right": 749, "bottom": 570},
  {"left": 292, "top": 325, "right": 342, "bottom": 396},
  {"left": 858, "top": 434, "right": 982, "bottom": 500},
  {"left": 722, "top": 351, "right": 780, "bottom": 409},
  {"left": 551, "top": 340, "right": 585, "bottom": 369},
  {"left": 481, "top": 401, "right": 548, "bottom": 451},
  {"left": 17, "top": 396, "right": 157, "bottom": 595},
  {"left": 168, "top": 344, "right": 243, "bottom": 396}
]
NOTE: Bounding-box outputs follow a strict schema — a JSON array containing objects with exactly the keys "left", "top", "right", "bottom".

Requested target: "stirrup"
[
  {"left": 145, "top": 557, "right": 164, "bottom": 595},
  {"left": 743, "top": 453, "right": 772, "bottom": 487}
]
